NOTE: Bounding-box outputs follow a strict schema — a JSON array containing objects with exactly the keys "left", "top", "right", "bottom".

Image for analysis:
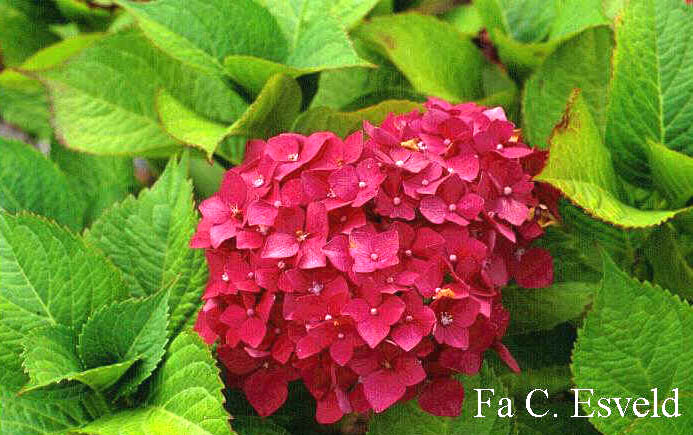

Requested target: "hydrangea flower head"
[{"left": 191, "top": 98, "right": 556, "bottom": 423}]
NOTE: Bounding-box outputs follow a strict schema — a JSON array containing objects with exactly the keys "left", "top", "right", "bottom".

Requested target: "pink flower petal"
[{"left": 261, "top": 233, "right": 299, "bottom": 259}]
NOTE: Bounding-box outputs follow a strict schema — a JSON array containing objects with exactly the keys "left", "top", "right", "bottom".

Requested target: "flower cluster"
[{"left": 190, "top": 98, "right": 556, "bottom": 423}]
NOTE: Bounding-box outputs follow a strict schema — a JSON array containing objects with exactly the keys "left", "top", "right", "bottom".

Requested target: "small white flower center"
[
  {"left": 246, "top": 308, "right": 255, "bottom": 317},
  {"left": 503, "top": 186, "right": 513, "bottom": 195},
  {"left": 405, "top": 249, "right": 413, "bottom": 257},
  {"left": 417, "top": 141, "right": 427, "bottom": 151},
  {"left": 487, "top": 211, "right": 496, "bottom": 218},
  {"left": 247, "top": 272, "right": 254, "bottom": 279},
  {"left": 253, "top": 176, "right": 265, "bottom": 187},
  {"left": 221, "top": 272, "right": 229, "bottom": 282},
  {"left": 449, "top": 254, "right": 458, "bottom": 262},
  {"left": 273, "top": 200, "right": 282, "bottom": 208},
  {"left": 309, "top": 281, "right": 324, "bottom": 295},
  {"left": 327, "top": 189, "right": 337, "bottom": 198},
  {"left": 277, "top": 261, "right": 286, "bottom": 269},
  {"left": 443, "top": 138, "right": 452, "bottom": 146},
  {"left": 386, "top": 276, "right": 395, "bottom": 284},
  {"left": 370, "top": 253, "right": 379, "bottom": 261},
  {"left": 405, "top": 315, "right": 414, "bottom": 322},
  {"left": 257, "top": 225, "right": 269, "bottom": 235},
  {"left": 337, "top": 333, "right": 345, "bottom": 339},
  {"left": 435, "top": 287, "right": 442, "bottom": 294},
  {"left": 421, "top": 179, "right": 429, "bottom": 186},
  {"left": 358, "top": 181, "right": 367, "bottom": 188},
  {"left": 496, "top": 144, "right": 504, "bottom": 150},
  {"left": 325, "top": 314, "right": 333, "bottom": 321},
  {"left": 440, "top": 312, "right": 454, "bottom": 326},
  {"left": 393, "top": 196, "right": 402, "bottom": 205},
  {"left": 370, "top": 308, "right": 378, "bottom": 315},
  {"left": 339, "top": 215, "right": 348, "bottom": 223},
  {"left": 287, "top": 153, "right": 299, "bottom": 161},
  {"left": 448, "top": 203, "right": 457, "bottom": 212},
  {"left": 395, "top": 160, "right": 404, "bottom": 167},
  {"left": 447, "top": 167, "right": 454, "bottom": 173}
]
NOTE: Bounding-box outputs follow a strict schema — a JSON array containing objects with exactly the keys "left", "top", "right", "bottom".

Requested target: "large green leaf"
[
  {"left": 0, "top": 387, "right": 104, "bottom": 435},
  {"left": 86, "top": 156, "right": 206, "bottom": 336},
  {"left": 503, "top": 282, "right": 596, "bottom": 335},
  {"left": 20, "top": 324, "right": 137, "bottom": 395},
  {"left": 0, "top": 0, "right": 60, "bottom": 67},
  {"left": 294, "top": 99, "right": 421, "bottom": 138},
  {"left": 78, "top": 291, "right": 169, "bottom": 397},
  {"left": 118, "top": 0, "right": 369, "bottom": 94},
  {"left": 536, "top": 90, "right": 689, "bottom": 228},
  {"left": 0, "top": 138, "right": 85, "bottom": 231},
  {"left": 51, "top": 143, "right": 137, "bottom": 226},
  {"left": 116, "top": 0, "right": 285, "bottom": 76},
  {"left": 605, "top": 0, "right": 693, "bottom": 186},
  {"left": 523, "top": 26, "right": 613, "bottom": 148},
  {"left": 354, "top": 14, "right": 484, "bottom": 102},
  {"left": 0, "top": 34, "right": 103, "bottom": 138},
  {"left": 572, "top": 253, "right": 693, "bottom": 434},
  {"left": 37, "top": 29, "right": 246, "bottom": 156},
  {"left": 0, "top": 212, "right": 127, "bottom": 392},
  {"left": 367, "top": 364, "right": 511, "bottom": 434},
  {"left": 74, "top": 332, "right": 231, "bottom": 435}
]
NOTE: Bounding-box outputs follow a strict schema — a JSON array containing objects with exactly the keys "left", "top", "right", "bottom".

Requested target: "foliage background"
[{"left": 1, "top": 0, "right": 692, "bottom": 434}]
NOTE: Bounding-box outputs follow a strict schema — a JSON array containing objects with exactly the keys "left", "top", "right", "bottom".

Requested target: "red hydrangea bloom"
[{"left": 190, "top": 98, "right": 556, "bottom": 422}]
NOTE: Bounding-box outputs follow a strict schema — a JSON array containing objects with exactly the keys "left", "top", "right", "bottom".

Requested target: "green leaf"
[
  {"left": 118, "top": 0, "right": 369, "bottom": 94},
  {"left": 156, "top": 89, "right": 231, "bottom": 159},
  {"left": 20, "top": 324, "right": 137, "bottom": 395},
  {"left": 0, "top": 212, "right": 127, "bottom": 392},
  {"left": 54, "top": 0, "right": 115, "bottom": 31},
  {"left": 536, "top": 90, "right": 689, "bottom": 228},
  {"left": 116, "top": 0, "right": 284, "bottom": 76},
  {"left": 523, "top": 26, "right": 613, "bottom": 148},
  {"left": 354, "top": 14, "right": 484, "bottom": 102},
  {"left": 475, "top": 0, "right": 609, "bottom": 77},
  {"left": 74, "top": 332, "right": 231, "bottom": 435},
  {"left": 0, "top": 387, "right": 105, "bottom": 435},
  {"left": 51, "top": 143, "right": 137, "bottom": 226},
  {"left": 644, "top": 223, "right": 693, "bottom": 300},
  {"left": 504, "top": 282, "right": 596, "bottom": 335},
  {"left": 0, "top": 34, "right": 104, "bottom": 138},
  {"left": 367, "top": 364, "right": 511, "bottom": 434},
  {"left": 0, "top": 137, "right": 85, "bottom": 231},
  {"left": 0, "top": 0, "right": 60, "bottom": 67},
  {"left": 78, "top": 291, "right": 169, "bottom": 397},
  {"left": 645, "top": 141, "right": 693, "bottom": 209},
  {"left": 294, "top": 99, "right": 421, "bottom": 138},
  {"left": 572, "top": 253, "right": 693, "bottom": 434},
  {"left": 86, "top": 156, "right": 206, "bottom": 336},
  {"left": 442, "top": 3, "right": 484, "bottom": 36},
  {"left": 329, "top": 0, "right": 381, "bottom": 30},
  {"left": 310, "top": 62, "right": 420, "bottom": 111},
  {"left": 226, "top": 74, "right": 302, "bottom": 141},
  {"left": 37, "top": 29, "right": 246, "bottom": 156},
  {"left": 605, "top": 0, "right": 693, "bottom": 186}
]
